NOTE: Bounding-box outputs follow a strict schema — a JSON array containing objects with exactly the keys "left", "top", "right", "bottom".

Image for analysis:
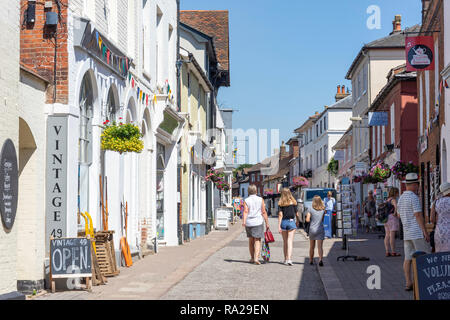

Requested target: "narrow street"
[{"left": 34, "top": 214, "right": 414, "bottom": 301}]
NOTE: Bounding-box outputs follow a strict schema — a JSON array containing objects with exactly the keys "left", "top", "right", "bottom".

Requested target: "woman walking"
[
  {"left": 431, "top": 182, "right": 450, "bottom": 253},
  {"left": 242, "top": 185, "right": 271, "bottom": 265},
  {"left": 384, "top": 188, "right": 401, "bottom": 257},
  {"left": 306, "top": 196, "right": 326, "bottom": 266},
  {"left": 277, "top": 188, "right": 300, "bottom": 266}
]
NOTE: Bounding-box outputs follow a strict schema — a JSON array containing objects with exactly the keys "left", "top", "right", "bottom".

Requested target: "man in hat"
[{"left": 397, "top": 173, "right": 431, "bottom": 291}]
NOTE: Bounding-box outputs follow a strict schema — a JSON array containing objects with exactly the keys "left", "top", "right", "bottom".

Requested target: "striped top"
[{"left": 397, "top": 191, "right": 423, "bottom": 240}]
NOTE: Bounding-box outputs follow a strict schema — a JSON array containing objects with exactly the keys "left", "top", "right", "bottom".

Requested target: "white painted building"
[
  {"left": 310, "top": 95, "right": 353, "bottom": 188},
  {"left": 441, "top": 0, "right": 450, "bottom": 183},
  {"left": 0, "top": 0, "right": 20, "bottom": 298},
  {"left": 38, "top": 0, "right": 184, "bottom": 275},
  {"left": 0, "top": 1, "right": 49, "bottom": 297}
]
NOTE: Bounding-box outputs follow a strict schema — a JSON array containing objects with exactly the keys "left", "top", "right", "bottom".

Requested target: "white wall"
[{"left": 0, "top": 0, "right": 20, "bottom": 295}]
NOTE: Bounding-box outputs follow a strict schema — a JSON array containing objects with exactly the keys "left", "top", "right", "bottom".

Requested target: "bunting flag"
[
  {"left": 154, "top": 95, "right": 157, "bottom": 104},
  {"left": 146, "top": 94, "right": 149, "bottom": 106},
  {"left": 106, "top": 49, "right": 110, "bottom": 64},
  {"left": 98, "top": 36, "right": 103, "bottom": 50}
]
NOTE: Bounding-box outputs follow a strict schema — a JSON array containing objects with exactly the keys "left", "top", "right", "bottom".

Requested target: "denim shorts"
[{"left": 281, "top": 219, "right": 297, "bottom": 231}]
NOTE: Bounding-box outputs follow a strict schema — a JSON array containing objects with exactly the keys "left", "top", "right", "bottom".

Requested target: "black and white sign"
[
  {"left": 46, "top": 116, "right": 68, "bottom": 251},
  {"left": 0, "top": 139, "right": 18, "bottom": 230},
  {"left": 50, "top": 238, "right": 92, "bottom": 278},
  {"left": 414, "top": 252, "right": 450, "bottom": 300}
]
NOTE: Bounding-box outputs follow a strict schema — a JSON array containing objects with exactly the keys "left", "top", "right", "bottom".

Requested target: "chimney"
[
  {"left": 335, "top": 84, "right": 350, "bottom": 102},
  {"left": 280, "top": 141, "right": 287, "bottom": 158},
  {"left": 391, "top": 15, "right": 402, "bottom": 34}
]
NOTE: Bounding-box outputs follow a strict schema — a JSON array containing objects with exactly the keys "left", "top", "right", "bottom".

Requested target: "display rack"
[{"left": 336, "top": 183, "right": 357, "bottom": 261}]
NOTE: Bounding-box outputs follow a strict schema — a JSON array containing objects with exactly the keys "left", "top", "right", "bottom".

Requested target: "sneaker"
[
  {"left": 284, "top": 260, "right": 289, "bottom": 265},
  {"left": 287, "top": 260, "right": 293, "bottom": 266},
  {"left": 319, "top": 260, "right": 324, "bottom": 267}
]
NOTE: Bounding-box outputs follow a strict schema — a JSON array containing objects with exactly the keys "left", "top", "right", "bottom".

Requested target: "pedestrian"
[
  {"left": 242, "top": 185, "right": 271, "bottom": 265},
  {"left": 397, "top": 173, "right": 431, "bottom": 291},
  {"left": 430, "top": 182, "right": 450, "bottom": 253},
  {"left": 323, "top": 191, "right": 336, "bottom": 238},
  {"left": 277, "top": 188, "right": 300, "bottom": 266},
  {"left": 306, "top": 196, "right": 326, "bottom": 266},
  {"left": 364, "top": 190, "right": 377, "bottom": 233},
  {"left": 384, "top": 187, "right": 401, "bottom": 257}
]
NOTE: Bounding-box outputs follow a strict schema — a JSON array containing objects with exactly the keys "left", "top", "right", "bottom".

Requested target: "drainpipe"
[{"left": 176, "top": 0, "right": 183, "bottom": 245}]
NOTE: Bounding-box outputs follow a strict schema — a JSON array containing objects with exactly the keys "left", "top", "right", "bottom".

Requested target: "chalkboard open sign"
[
  {"left": 413, "top": 252, "right": 450, "bottom": 300},
  {"left": 50, "top": 238, "right": 92, "bottom": 278}
]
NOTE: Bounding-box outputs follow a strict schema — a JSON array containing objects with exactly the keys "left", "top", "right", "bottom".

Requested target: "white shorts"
[{"left": 404, "top": 239, "right": 431, "bottom": 261}]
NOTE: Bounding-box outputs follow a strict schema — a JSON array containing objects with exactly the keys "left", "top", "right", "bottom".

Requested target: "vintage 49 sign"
[
  {"left": 0, "top": 139, "right": 19, "bottom": 230},
  {"left": 406, "top": 36, "right": 435, "bottom": 72}
]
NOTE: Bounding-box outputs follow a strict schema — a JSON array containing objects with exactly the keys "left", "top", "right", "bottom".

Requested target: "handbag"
[
  {"left": 261, "top": 241, "right": 270, "bottom": 262},
  {"left": 264, "top": 228, "right": 275, "bottom": 243},
  {"left": 304, "top": 221, "right": 310, "bottom": 235}
]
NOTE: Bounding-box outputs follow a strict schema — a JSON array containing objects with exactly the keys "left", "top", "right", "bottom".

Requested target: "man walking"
[{"left": 397, "top": 173, "right": 431, "bottom": 291}]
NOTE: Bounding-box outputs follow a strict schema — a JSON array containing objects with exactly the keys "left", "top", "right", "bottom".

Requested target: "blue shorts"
[{"left": 281, "top": 219, "right": 297, "bottom": 231}]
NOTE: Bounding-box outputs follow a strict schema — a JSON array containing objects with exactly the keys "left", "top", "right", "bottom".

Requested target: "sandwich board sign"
[
  {"left": 413, "top": 252, "right": 450, "bottom": 300},
  {"left": 50, "top": 237, "right": 93, "bottom": 291}
]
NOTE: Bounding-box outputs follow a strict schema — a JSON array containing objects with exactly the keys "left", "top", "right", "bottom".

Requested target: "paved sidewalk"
[
  {"left": 317, "top": 230, "right": 413, "bottom": 300},
  {"left": 33, "top": 222, "right": 243, "bottom": 300}
]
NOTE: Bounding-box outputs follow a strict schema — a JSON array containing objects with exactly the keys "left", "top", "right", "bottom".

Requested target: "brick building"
[
  {"left": 416, "top": 0, "right": 446, "bottom": 218},
  {"left": 367, "top": 64, "right": 418, "bottom": 193}
]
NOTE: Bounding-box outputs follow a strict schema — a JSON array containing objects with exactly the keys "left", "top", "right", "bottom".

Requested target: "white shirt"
[
  {"left": 245, "top": 195, "right": 264, "bottom": 227},
  {"left": 324, "top": 197, "right": 336, "bottom": 211},
  {"left": 397, "top": 191, "right": 423, "bottom": 240}
]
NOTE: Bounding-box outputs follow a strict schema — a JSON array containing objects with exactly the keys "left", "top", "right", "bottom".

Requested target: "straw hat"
[
  {"left": 403, "top": 173, "right": 419, "bottom": 184},
  {"left": 440, "top": 182, "right": 450, "bottom": 196}
]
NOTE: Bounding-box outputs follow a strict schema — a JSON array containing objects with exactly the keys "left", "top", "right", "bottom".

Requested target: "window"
[
  {"left": 363, "top": 64, "right": 368, "bottom": 93},
  {"left": 324, "top": 145, "right": 328, "bottom": 163},
  {"left": 324, "top": 116, "right": 327, "bottom": 131},
  {"left": 316, "top": 150, "right": 319, "bottom": 168},
  {"left": 106, "top": 87, "right": 116, "bottom": 122},
  {"left": 316, "top": 124, "right": 319, "bottom": 138},
  {"left": 390, "top": 103, "right": 395, "bottom": 144},
  {"left": 320, "top": 147, "right": 323, "bottom": 166},
  {"left": 320, "top": 120, "right": 323, "bottom": 135}
]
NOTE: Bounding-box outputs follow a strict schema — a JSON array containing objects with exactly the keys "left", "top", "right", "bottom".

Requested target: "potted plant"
[{"left": 101, "top": 119, "right": 144, "bottom": 154}]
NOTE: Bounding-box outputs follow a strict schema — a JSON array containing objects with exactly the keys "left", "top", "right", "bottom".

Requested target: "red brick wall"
[{"left": 20, "top": 0, "right": 68, "bottom": 104}]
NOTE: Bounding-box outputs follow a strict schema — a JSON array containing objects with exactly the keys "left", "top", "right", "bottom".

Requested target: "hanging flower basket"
[
  {"left": 367, "top": 161, "right": 391, "bottom": 183},
  {"left": 207, "top": 169, "right": 230, "bottom": 191},
  {"left": 101, "top": 120, "right": 144, "bottom": 154},
  {"left": 293, "top": 176, "right": 309, "bottom": 187},
  {"left": 206, "top": 169, "right": 225, "bottom": 183},
  {"left": 391, "top": 161, "right": 419, "bottom": 180}
]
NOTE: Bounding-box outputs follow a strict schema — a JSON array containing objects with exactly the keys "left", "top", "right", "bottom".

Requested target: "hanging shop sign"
[
  {"left": 406, "top": 36, "right": 435, "bottom": 72},
  {"left": 368, "top": 112, "right": 389, "bottom": 127},
  {"left": 46, "top": 116, "right": 68, "bottom": 251},
  {"left": 0, "top": 139, "right": 18, "bottom": 230},
  {"left": 334, "top": 150, "right": 345, "bottom": 161}
]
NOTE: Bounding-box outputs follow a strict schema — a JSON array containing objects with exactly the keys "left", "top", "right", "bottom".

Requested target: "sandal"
[
  {"left": 405, "top": 285, "right": 413, "bottom": 291},
  {"left": 386, "top": 252, "right": 392, "bottom": 257},
  {"left": 391, "top": 252, "right": 401, "bottom": 257}
]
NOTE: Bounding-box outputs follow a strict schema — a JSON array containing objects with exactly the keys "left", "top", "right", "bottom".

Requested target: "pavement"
[{"left": 32, "top": 216, "right": 413, "bottom": 300}]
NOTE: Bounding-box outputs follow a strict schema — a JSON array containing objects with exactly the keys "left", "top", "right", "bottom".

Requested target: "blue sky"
[{"left": 181, "top": 0, "right": 422, "bottom": 163}]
